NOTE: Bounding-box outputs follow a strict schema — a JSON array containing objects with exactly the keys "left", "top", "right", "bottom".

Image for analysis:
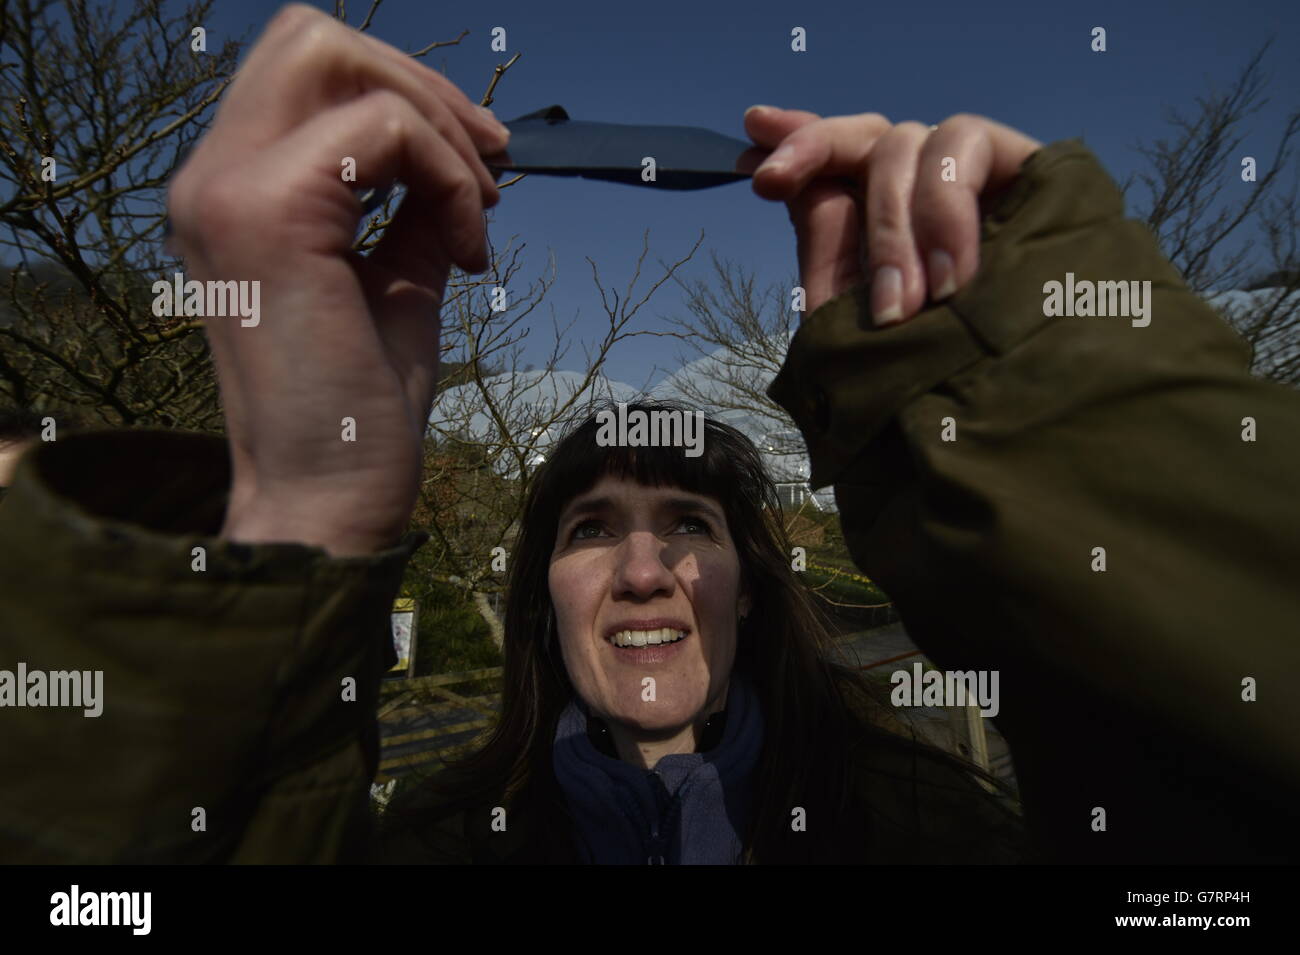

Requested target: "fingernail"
[
  {"left": 872, "top": 266, "right": 903, "bottom": 326},
  {"left": 758, "top": 143, "right": 795, "bottom": 175},
  {"left": 745, "top": 104, "right": 774, "bottom": 117},
  {"left": 928, "top": 248, "right": 957, "bottom": 299}
]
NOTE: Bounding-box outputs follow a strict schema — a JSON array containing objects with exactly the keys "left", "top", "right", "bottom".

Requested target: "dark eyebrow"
[
  {"left": 662, "top": 497, "right": 725, "bottom": 524},
  {"left": 558, "top": 494, "right": 724, "bottom": 527},
  {"left": 558, "top": 496, "right": 614, "bottom": 526}
]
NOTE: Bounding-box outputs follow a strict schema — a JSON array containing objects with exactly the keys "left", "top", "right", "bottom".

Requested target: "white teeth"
[{"left": 609, "top": 627, "right": 687, "bottom": 648}]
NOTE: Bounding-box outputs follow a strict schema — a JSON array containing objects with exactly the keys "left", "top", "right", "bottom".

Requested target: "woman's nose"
[{"left": 612, "top": 532, "right": 676, "bottom": 597}]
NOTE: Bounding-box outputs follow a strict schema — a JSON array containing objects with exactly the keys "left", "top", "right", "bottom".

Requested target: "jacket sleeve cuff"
[{"left": 0, "top": 430, "right": 424, "bottom": 860}]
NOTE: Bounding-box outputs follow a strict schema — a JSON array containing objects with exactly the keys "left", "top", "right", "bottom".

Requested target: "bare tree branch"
[{"left": 1120, "top": 40, "right": 1300, "bottom": 385}]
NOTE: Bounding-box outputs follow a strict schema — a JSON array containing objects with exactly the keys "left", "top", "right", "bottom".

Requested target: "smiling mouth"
[{"left": 608, "top": 627, "right": 689, "bottom": 648}]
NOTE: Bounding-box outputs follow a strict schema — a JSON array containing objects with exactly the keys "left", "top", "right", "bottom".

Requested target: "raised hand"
[
  {"left": 166, "top": 4, "right": 509, "bottom": 555},
  {"left": 743, "top": 106, "right": 1042, "bottom": 322}
]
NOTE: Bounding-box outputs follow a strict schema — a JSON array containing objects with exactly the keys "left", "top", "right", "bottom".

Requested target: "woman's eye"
[
  {"left": 569, "top": 515, "right": 712, "bottom": 540},
  {"left": 571, "top": 519, "right": 603, "bottom": 540},
  {"left": 679, "top": 515, "right": 714, "bottom": 535}
]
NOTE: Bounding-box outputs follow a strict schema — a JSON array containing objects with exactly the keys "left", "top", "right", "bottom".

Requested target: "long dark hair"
[{"left": 392, "top": 399, "right": 1022, "bottom": 863}]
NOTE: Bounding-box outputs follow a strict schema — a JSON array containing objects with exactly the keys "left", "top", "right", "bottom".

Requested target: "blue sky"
[{"left": 200, "top": 0, "right": 1297, "bottom": 387}]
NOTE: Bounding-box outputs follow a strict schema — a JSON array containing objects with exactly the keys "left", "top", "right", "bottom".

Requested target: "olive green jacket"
[{"left": 1, "top": 139, "right": 1296, "bottom": 863}]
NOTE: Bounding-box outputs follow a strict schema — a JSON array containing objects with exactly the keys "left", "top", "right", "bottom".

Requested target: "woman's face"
[{"left": 549, "top": 474, "right": 750, "bottom": 735}]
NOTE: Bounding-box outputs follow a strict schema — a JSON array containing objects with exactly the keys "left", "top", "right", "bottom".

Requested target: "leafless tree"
[
  {"left": 1119, "top": 39, "right": 1300, "bottom": 386},
  {"left": 0, "top": 0, "right": 243, "bottom": 428}
]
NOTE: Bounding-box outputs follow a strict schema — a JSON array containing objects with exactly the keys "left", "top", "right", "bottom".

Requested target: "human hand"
[
  {"left": 165, "top": 4, "right": 509, "bottom": 556},
  {"left": 742, "top": 107, "right": 1042, "bottom": 322}
]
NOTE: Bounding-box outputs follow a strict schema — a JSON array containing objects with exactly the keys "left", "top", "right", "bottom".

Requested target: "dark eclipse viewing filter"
[
  {"left": 165, "top": 106, "right": 759, "bottom": 241},
  {"left": 482, "top": 105, "right": 757, "bottom": 190},
  {"left": 338, "top": 107, "right": 757, "bottom": 221}
]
